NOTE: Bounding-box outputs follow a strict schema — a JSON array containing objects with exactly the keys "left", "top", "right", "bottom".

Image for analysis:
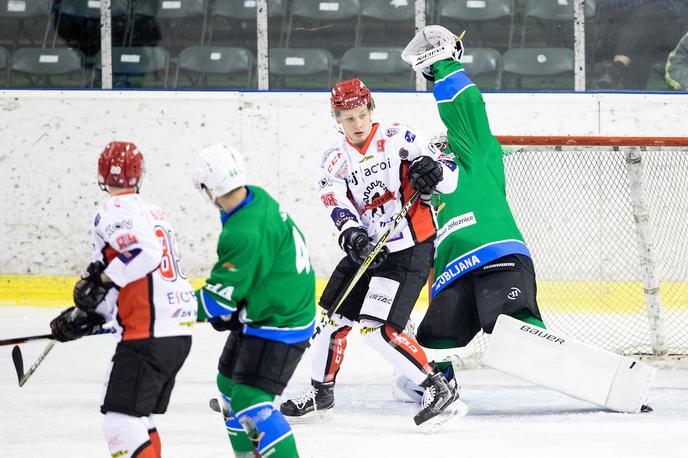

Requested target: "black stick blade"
[{"left": 11, "top": 345, "right": 25, "bottom": 385}]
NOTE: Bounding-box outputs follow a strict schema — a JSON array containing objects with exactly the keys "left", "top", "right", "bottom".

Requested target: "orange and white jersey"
[
  {"left": 317, "top": 122, "right": 458, "bottom": 252},
  {"left": 91, "top": 192, "right": 196, "bottom": 341}
]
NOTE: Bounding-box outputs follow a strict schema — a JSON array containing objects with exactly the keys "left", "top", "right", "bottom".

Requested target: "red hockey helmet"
[
  {"left": 98, "top": 141, "right": 145, "bottom": 191},
  {"left": 330, "top": 77, "right": 374, "bottom": 112}
]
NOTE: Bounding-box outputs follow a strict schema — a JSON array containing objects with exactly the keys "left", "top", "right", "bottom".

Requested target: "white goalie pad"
[{"left": 483, "top": 315, "right": 656, "bottom": 413}]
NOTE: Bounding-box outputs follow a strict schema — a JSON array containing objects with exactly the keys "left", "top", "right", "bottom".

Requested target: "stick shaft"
[{"left": 329, "top": 191, "right": 421, "bottom": 317}]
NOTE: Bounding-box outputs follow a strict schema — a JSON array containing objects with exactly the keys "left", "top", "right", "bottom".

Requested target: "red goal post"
[{"left": 446, "top": 135, "right": 688, "bottom": 366}]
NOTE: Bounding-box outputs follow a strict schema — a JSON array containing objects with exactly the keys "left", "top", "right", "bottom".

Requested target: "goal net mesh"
[{"left": 452, "top": 137, "right": 688, "bottom": 364}]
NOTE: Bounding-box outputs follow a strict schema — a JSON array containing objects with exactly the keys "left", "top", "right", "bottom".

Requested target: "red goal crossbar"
[{"left": 496, "top": 136, "right": 688, "bottom": 147}]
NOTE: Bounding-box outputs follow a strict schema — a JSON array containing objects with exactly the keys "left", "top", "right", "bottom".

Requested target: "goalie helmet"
[
  {"left": 98, "top": 141, "right": 144, "bottom": 191},
  {"left": 192, "top": 143, "right": 246, "bottom": 204},
  {"left": 330, "top": 77, "right": 374, "bottom": 112}
]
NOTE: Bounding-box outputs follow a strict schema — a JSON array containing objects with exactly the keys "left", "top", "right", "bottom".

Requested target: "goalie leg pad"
[
  {"left": 484, "top": 315, "right": 656, "bottom": 413},
  {"left": 103, "top": 412, "right": 155, "bottom": 458}
]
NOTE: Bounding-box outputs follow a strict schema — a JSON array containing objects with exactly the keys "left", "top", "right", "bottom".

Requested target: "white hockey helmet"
[{"left": 192, "top": 143, "right": 247, "bottom": 205}]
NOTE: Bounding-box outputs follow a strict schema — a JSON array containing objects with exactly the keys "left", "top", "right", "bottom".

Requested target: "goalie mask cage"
[{"left": 451, "top": 136, "right": 688, "bottom": 367}]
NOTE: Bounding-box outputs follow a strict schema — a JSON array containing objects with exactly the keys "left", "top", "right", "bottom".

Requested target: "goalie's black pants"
[{"left": 418, "top": 254, "right": 542, "bottom": 349}]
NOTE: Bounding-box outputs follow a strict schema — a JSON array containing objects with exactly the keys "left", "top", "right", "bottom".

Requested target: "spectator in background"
[
  {"left": 594, "top": 0, "right": 688, "bottom": 90},
  {"left": 666, "top": 31, "right": 688, "bottom": 90}
]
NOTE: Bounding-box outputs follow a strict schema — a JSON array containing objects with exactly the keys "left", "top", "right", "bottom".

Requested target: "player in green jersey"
[
  {"left": 401, "top": 26, "right": 545, "bottom": 351},
  {"left": 395, "top": 27, "right": 657, "bottom": 416},
  {"left": 192, "top": 143, "right": 316, "bottom": 458}
]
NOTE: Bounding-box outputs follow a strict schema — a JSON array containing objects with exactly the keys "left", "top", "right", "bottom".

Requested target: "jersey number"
[
  {"left": 155, "top": 226, "right": 184, "bottom": 281},
  {"left": 293, "top": 228, "right": 311, "bottom": 274}
]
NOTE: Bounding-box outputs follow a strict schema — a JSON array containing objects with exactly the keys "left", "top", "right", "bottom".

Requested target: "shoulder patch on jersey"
[
  {"left": 318, "top": 177, "right": 333, "bottom": 190},
  {"left": 385, "top": 128, "right": 399, "bottom": 137},
  {"left": 320, "top": 147, "right": 339, "bottom": 167},
  {"left": 439, "top": 158, "right": 458, "bottom": 171},
  {"left": 404, "top": 131, "right": 416, "bottom": 143},
  {"left": 330, "top": 207, "right": 358, "bottom": 230},
  {"left": 321, "top": 193, "right": 337, "bottom": 207}
]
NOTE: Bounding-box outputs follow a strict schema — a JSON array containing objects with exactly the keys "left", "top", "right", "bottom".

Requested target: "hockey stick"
[
  {"left": 8, "top": 325, "right": 113, "bottom": 387},
  {"left": 0, "top": 326, "right": 113, "bottom": 347},
  {"left": 12, "top": 341, "right": 56, "bottom": 387},
  {"left": 328, "top": 190, "right": 422, "bottom": 318}
]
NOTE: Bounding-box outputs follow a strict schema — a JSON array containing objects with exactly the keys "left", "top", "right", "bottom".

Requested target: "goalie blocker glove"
[
  {"left": 408, "top": 156, "right": 443, "bottom": 201},
  {"left": 73, "top": 261, "right": 115, "bottom": 311},
  {"left": 50, "top": 307, "right": 106, "bottom": 342},
  {"left": 339, "top": 227, "right": 388, "bottom": 269}
]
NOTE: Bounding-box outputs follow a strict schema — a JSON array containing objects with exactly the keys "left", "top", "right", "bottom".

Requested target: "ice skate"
[{"left": 280, "top": 380, "right": 335, "bottom": 421}]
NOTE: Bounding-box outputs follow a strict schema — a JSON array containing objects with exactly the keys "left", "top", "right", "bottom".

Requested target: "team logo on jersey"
[
  {"left": 321, "top": 192, "right": 337, "bottom": 207},
  {"left": 398, "top": 147, "right": 409, "bottom": 160},
  {"left": 385, "top": 128, "right": 399, "bottom": 137},
  {"left": 377, "top": 139, "right": 386, "bottom": 152},
  {"left": 405, "top": 131, "right": 416, "bottom": 143},
  {"left": 330, "top": 207, "right": 358, "bottom": 230},
  {"left": 222, "top": 262, "right": 238, "bottom": 272},
  {"left": 362, "top": 180, "right": 396, "bottom": 217}
]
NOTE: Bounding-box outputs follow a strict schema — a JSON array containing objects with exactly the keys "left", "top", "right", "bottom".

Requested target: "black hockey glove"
[
  {"left": 73, "top": 261, "right": 115, "bottom": 312},
  {"left": 339, "top": 227, "right": 389, "bottom": 269},
  {"left": 50, "top": 307, "right": 106, "bottom": 342},
  {"left": 409, "top": 156, "right": 443, "bottom": 197},
  {"left": 209, "top": 313, "right": 242, "bottom": 332}
]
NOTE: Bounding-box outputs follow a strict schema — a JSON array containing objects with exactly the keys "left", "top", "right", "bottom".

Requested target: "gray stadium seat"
[
  {"left": 0, "top": 0, "right": 52, "bottom": 50},
  {"left": 269, "top": 47, "right": 333, "bottom": 89},
  {"left": 521, "top": 0, "right": 596, "bottom": 47},
  {"left": 339, "top": 47, "right": 413, "bottom": 90},
  {"left": 461, "top": 47, "right": 502, "bottom": 90},
  {"left": 438, "top": 0, "right": 514, "bottom": 50},
  {"left": 0, "top": 46, "right": 9, "bottom": 86},
  {"left": 96, "top": 46, "right": 170, "bottom": 88},
  {"left": 9, "top": 47, "right": 85, "bottom": 87},
  {"left": 359, "top": 0, "right": 415, "bottom": 47},
  {"left": 284, "top": 0, "right": 361, "bottom": 52},
  {"left": 174, "top": 45, "right": 253, "bottom": 89},
  {"left": 206, "top": 0, "right": 285, "bottom": 47},
  {"left": 501, "top": 47, "right": 574, "bottom": 90}
]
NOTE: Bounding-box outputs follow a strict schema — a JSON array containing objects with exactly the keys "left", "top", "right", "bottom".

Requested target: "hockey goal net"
[{"left": 452, "top": 136, "right": 688, "bottom": 366}]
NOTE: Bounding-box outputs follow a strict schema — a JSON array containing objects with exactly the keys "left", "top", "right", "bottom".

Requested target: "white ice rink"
[{"left": 1, "top": 307, "right": 687, "bottom": 458}]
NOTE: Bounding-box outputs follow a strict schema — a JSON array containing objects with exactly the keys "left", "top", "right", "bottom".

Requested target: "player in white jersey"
[
  {"left": 50, "top": 141, "right": 195, "bottom": 458},
  {"left": 281, "top": 78, "right": 463, "bottom": 426}
]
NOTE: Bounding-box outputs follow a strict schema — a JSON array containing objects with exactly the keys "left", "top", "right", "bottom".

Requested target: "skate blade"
[
  {"left": 284, "top": 408, "right": 334, "bottom": 425},
  {"left": 418, "top": 399, "right": 469, "bottom": 434}
]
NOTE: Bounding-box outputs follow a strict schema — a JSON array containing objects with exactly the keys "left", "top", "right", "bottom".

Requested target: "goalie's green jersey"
[
  {"left": 430, "top": 60, "right": 531, "bottom": 298},
  {"left": 195, "top": 186, "right": 316, "bottom": 344}
]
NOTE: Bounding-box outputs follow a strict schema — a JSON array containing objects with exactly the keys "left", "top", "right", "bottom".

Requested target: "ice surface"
[{"left": 1, "top": 307, "right": 687, "bottom": 458}]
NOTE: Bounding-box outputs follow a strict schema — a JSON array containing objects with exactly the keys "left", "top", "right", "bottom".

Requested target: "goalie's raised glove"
[
  {"left": 50, "top": 307, "right": 106, "bottom": 342},
  {"left": 401, "top": 25, "right": 465, "bottom": 81},
  {"left": 339, "top": 227, "right": 388, "bottom": 269},
  {"left": 73, "top": 261, "right": 115, "bottom": 311},
  {"left": 409, "top": 156, "right": 443, "bottom": 198}
]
